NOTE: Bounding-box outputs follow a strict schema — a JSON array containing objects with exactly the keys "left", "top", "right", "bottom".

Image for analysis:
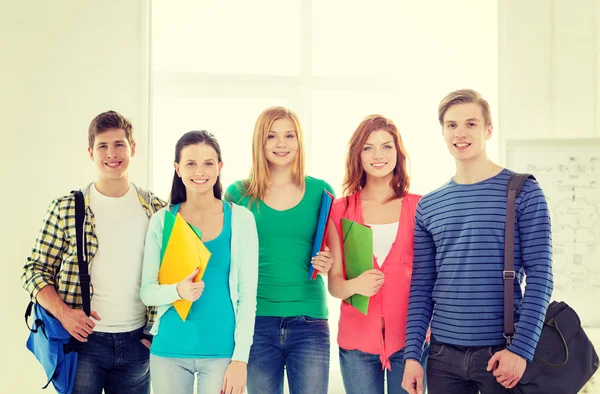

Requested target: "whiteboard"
[{"left": 506, "top": 139, "right": 600, "bottom": 327}]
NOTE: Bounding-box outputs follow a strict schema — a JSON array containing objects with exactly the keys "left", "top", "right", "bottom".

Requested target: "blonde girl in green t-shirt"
[{"left": 225, "top": 106, "right": 336, "bottom": 394}]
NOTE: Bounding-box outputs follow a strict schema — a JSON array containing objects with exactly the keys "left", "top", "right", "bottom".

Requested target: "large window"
[{"left": 151, "top": 1, "right": 498, "bottom": 391}]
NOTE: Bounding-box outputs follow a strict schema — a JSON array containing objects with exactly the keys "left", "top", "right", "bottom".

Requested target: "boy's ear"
[
  {"left": 486, "top": 124, "right": 493, "bottom": 140},
  {"left": 130, "top": 142, "right": 137, "bottom": 157},
  {"left": 88, "top": 146, "right": 94, "bottom": 161}
]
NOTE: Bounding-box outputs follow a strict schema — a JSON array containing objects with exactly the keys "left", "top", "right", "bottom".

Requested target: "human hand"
[
  {"left": 176, "top": 267, "right": 204, "bottom": 302},
  {"left": 58, "top": 306, "right": 101, "bottom": 342},
  {"left": 487, "top": 348, "right": 526, "bottom": 389},
  {"left": 401, "top": 359, "right": 425, "bottom": 394},
  {"left": 221, "top": 360, "right": 247, "bottom": 394},
  {"left": 140, "top": 338, "right": 151, "bottom": 349},
  {"left": 312, "top": 247, "right": 334, "bottom": 275},
  {"left": 353, "top": 269, "right": 384, "bottom": 297}
]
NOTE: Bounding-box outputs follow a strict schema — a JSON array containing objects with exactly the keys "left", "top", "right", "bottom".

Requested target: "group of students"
[{"left": 21, "top": 88, "right": 553, "bottom": 394}]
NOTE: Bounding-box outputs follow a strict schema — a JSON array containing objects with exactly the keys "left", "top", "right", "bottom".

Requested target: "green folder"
[
  {"left": 161, "top": 210, "right": 202, "bottom": 262},
  {"left": 341, "top": 218, "right": 374, "bottom": 315},
  {"left": 161, "top": 211, "right": 176, "bottom": 262}
]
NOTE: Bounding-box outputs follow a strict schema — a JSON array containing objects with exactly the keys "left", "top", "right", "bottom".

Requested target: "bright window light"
[{"left": 150, "top": 2, "right": 498, "bottom": 392}]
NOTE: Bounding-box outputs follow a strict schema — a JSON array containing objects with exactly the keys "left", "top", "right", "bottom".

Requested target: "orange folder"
[{"left": 158, "top": 213, "right": 211, "bottom": 321}]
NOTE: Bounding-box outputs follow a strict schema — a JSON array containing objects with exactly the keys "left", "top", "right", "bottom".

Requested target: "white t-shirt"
[
  {"left": 365, "top": 222, "right": 399, "bottom": 267},
  {"left": 89, "top": 184, "right": 149, "bottom": 332}
]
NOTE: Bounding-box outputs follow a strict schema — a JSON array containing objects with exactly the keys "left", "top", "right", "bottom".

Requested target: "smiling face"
[
  {"left": 264, "top": 117, "right": 299, "bottom": 169},
  {"left": 360, "top": 129, "right": 397, "bottom": 181},
  {"left": 88, "top": 128, "right": 135, "bottom": 181},
  {"left": 442, "top": 102, "right": 492, "bottom": 163},
  {"left": 174, "top": 142, "right": 222, "bottom": 197}
]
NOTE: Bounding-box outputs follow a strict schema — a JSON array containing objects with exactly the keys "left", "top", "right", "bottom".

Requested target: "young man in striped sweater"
[{"left": 401, "top": 89, "right": 553, "bottom": 394}]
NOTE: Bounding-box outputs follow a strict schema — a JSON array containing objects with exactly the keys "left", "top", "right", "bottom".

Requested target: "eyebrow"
[
  {"left": 269, "top": 130, "right": 295, "bottom": 133},
  {"left": 364, "top": 141, "right": 393, "bottom": 146},
  {"left": 445, "top": 118, "right": 480, "bottom": 123},
  {"left": 96, "top": 140, "right": 126, "bottom": 145}
]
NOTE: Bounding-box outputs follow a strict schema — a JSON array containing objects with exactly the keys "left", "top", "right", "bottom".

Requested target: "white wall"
[
  {"left": 150, "top": 3, "right": 498, "bottom": 393},
  {"left": 498, "top": 0, "right": 600, "bottom": 141},
  {"left": 3, "top": 0, "right": 599, "bottom": 393},
  {"left": 0, "top": 1, "right": 150, "bottom": 393},
  {"left": 499, "top": 1, "right": 600, "bottom": 392}
]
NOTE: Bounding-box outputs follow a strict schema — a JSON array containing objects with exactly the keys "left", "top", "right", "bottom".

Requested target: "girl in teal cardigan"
[{"left": 140, "top": 130, "right": 258, "bottom": 394}]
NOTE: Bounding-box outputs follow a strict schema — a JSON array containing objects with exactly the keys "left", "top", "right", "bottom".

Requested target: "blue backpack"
[{"left": 25, "top": 190, "right": 90, "bottom": 394}]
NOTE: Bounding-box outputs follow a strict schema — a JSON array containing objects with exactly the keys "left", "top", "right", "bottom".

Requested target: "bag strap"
[
  {"left": 503, "top": 173, "right": 535, "bottom": 345},
  {"left": 24, "top": 301, "right": 43, "bottom": 333},
  {"left": 73, "top": 190, "right": 91, "bottom": 316},
  {"left": 24, "top": 190, "right": 91, "bottom": 332},
  {"left": 62, "top": 190, "right": 92, "bottom": 354}
]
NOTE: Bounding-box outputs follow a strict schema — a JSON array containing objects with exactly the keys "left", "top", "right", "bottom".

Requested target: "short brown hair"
[
  {"left": 88, "top": 110, "right": 134, "bottom": 149},
  {"left": 438, "top": 89, "right": 492, "bottom": 126}
]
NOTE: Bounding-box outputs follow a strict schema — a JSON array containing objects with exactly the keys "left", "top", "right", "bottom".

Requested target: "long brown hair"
[
  {"left": 342, "top": 115, "right": 410, "bottom": 201},
  {"left": 242, "top": 106, "right": 306, "bottom": 206},
  {"left": 170, "top": 130, "right": 223, "bottom": 205}
]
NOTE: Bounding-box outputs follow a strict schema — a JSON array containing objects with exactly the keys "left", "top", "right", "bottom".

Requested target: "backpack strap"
[
  {"left": 24, "top": 301, "right": 43, "bottom": 333},
  {"left": 73, "top": 190, "right": 91, "bottom": 316},
  {"left": 503, "top": 173, "right": 536, "bottom": 344},
  {"left": 64, "top": 190, "right": 90, "bottom": 354}
]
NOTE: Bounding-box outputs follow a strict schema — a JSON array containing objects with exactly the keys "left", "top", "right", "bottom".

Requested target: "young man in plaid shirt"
[{"left": 22, "top": 111, "right": 166, "bottom": 394}]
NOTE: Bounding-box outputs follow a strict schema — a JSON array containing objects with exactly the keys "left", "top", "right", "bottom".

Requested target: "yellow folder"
[{"left": 158, "top": 213, "right": 211, "bottom": 321}]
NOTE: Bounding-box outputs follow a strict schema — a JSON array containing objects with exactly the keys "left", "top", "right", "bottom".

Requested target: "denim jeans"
[
  {"left": 426, "top": 339, "right": 510, "bottom": 394},
  {"left": 150, "top": 354, "right": 231, "bottom": 394},
  {"left": 72, "top": 326, "right": 150, "bottom": 394},
  {"left": 247, "top": 316, "right": 330, "bottom": 394},
  {"left": 339, "top": 343, "right": 429, "bottom": 394}
]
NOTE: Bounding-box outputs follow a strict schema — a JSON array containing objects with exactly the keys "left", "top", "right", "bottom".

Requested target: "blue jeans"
[
  {"left": 150, "top": 354, "right": 230, "bottom": 394},
  {"left": 72, "top": 326, "right": 150, "bottom": 394},
  {"left": 340, "top": 343, "right": 429, "bottom": 394},
  {"left": 426, "top": 339, "right": 510, "bottom": 394},
  {"left": 247, "top": 316, "right": 330, "bottom": 394}
]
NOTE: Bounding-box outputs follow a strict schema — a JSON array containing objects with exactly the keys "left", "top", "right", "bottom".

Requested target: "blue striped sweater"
[{"left": 404, "top": 169, "right": 553, "bottom": 362}]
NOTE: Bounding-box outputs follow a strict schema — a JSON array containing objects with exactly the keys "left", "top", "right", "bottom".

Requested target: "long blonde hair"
[{"left": 242, "top": 106, "right": 306, "bottom": 206}]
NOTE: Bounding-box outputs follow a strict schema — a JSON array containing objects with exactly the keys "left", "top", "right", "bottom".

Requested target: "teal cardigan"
[{"left": 140, "top": 203, "right": 258, "bottom": 363}]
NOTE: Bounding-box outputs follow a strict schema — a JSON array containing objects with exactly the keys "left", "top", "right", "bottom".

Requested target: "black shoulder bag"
[{"left": 504, "top": 173, "right": 598, "bottom": 394}]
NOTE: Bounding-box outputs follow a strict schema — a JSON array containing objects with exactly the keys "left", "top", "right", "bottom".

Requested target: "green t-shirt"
[{"left": 224, "top": 176, "right": 335, "bottom": 319}]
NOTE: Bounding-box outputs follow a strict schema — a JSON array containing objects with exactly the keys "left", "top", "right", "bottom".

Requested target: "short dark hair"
[
  {"left": 88, "top": 110, "right": 134, "bottom": 149},
  {"left": 170, "top": 130, "right": 224, "bottom": 205}
]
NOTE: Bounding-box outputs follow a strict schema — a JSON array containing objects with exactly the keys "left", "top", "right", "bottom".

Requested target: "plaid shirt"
[{"left": 22, "top": 183, "right": 166, "bottom": 332}]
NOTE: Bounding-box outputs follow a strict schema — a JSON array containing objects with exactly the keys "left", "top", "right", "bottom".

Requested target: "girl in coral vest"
[{"left": 328, "top": 115, "right": 429, "bottom": 394}]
